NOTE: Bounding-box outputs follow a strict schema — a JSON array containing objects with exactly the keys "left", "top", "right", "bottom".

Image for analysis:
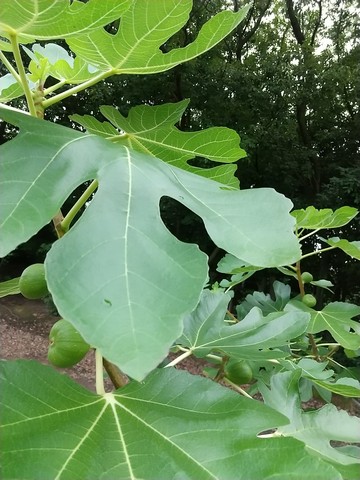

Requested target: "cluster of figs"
[{"left": 19, "top": 264, "right": 90, "bottom": 368}]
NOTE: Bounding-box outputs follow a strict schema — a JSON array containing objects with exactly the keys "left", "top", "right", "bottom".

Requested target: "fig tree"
[
  {"left": 302, "top": 294, "right": 317, "bottom": 308},
  {"left": 48, "top": 319, "right": 90, "bottom": 368},
  {"left": 224, "top": 360, "right": 253, "bottom": 385},
  {"left": 19, "top": 263, "right": 48, "bottom": 299}
]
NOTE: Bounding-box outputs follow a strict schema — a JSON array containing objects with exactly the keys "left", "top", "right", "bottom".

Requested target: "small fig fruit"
[
  {"left": 225, "top": 360, "right": 253, "bottom": 385},
  {"left": 19, "top": 263, "right": 48, "bottom": 299},
  {"left": 48, "top": 319, "right": 90, "bottom": 368},
  {"left": 301, "top": 272, "right": 313, "bottom": 284},
  {"left": 302, "top": 294, "right": 317, "bottom": 308}
]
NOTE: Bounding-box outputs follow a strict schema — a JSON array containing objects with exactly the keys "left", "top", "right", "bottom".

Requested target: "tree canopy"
[{"left": 1, "top": 0, "right": 359, "bottom": 300}]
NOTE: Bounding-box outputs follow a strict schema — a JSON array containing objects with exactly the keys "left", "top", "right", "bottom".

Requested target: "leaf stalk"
[
  {"left": 95, "top": 349, "right": 105, "bottom": 395},
  {"left": 9, "top": 35, "right": 37, "bottom": 116},
  {"left": 165, "top": 349, "right": 192, "bottom": 367},
  {"left": 301, "top": 245, "right": 336, "bottom": 260},
  {"left": 61, "top": 180, "right": 98, "bottom": 232},
  {"left": 43, "top": 70, "right": 113, "bottom": 108},
  {"left": 0, "top": 50, "right": 22, "bottom": 83}
]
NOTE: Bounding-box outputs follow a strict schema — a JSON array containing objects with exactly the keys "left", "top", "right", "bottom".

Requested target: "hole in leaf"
[
  {"left": 159, "top": 196, "right": 214, "bottom": 255},
  {"left": 257, "top": 429, "right": 278, "bottom": 438},
  {"left": 187, "top": 156, "right": 222, "bottom": 169},
  {"left": 61, "top": 180, "right": 97, "bottom": 227},
  {"left": 104, "top": 19, "right": 121, "bottom": 35}
]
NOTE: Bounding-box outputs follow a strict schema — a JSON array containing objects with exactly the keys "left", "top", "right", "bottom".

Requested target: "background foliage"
[{"left": 1, "top": 1, "right": 359, "bottom": 479}]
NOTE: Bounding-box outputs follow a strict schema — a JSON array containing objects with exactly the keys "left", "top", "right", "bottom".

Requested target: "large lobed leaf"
[
  {"left": 260, "top": 371, "right": 360, "bottom": 475},
  {"left": 71, "top": 100, "right": 246, "bottom": 186},
  {"left": 236, "top": 280, "right": 291, "bottom": 319},
  {"left": 325, "top": 237, "right": 360, "bottom": 260},
  {"left": 67, "top": 0, "right": 250, "bottom": 75},
  {"left": 278, "top": 358, "right": 360, "bottom": 397},
  {"left": 0, "top": 0, "right": 131, "bottom": 43},
  {"left": 292, "top": 206, "right": 358, "bottom": 230},
  {"left": 178, "top": 289, "right": 310, "bottom": 359},
  {"left": 0, "top": 106, "right": 301, "bottom": 380},
  {"left": 287, "top": 300, "right": 360, "bottom": 350},
  {"left": 0, "top": 360, "right": 341, "bottom": 480}
]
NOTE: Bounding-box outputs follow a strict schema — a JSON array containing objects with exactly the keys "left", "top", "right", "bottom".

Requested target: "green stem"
[
  {"left": 223, "top": 378, "right": 253, "bottom": 398},
  {"left": 42, "top": 70, "right": 113, "bottom": 108},
  {"left": 296, "top": 261, "right": 305, "bottom": 297},
  {"left": 43, "top": 79, "right": 67, "bottom": 96},
  {"left": 327, "top": 357, "right": 347, "bottom": 370},
  {"left": 0, "top": 50, "right": 21, "bottom": 83},
  {"left": 165, "top": 349, "right": 192, "bottom": 367},
  {"left": 301, "top": 245, "right": 336, "bottom": 260},
  {"left": 9, "top": 34, "right": 37, "bottom": 116},
  {"left": 103, "top": 358, "right": 128, "bottom": 389},
  {"left": 176, "top": 345, "right": 190, "bottom": 353},
  {"left": 299, "top": 228, "right": 321, "bottom": 242},
  {"left": 206, "top": 353, "right": 223, "bottom": 362},
  {"left": 95, "top": 349, "right": 105, "bottom": 395},
  {"left": 308, "top": 333, "right": 320, "bottom": 361},
  {"left": 323, "top": 346, "right": 339, "bottom": 360},
  {"left": 226, "top": 309, "right": 238, "bottom": 323},
  {"left": 61, "top": 180, "right": 98, "bottom": 232}
]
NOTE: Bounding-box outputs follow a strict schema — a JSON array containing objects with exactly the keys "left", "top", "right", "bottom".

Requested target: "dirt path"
[
  {"left": 0, "top": 294, "right": 206, "bottom": 391},
  {"left": 0, "top": 295, "right": 102, "bottom": 390}
]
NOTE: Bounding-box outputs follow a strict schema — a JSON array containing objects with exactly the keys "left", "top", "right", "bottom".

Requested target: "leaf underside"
[
  {"left": 0, "top": 360, "right": 341, "bottom": 480},
  {"left": 178, "top": 290, "right": 310, "bottom": 359},
  {"left": 260, "top": 371, "right": 360, "bottom": 472},
  {"left": 0, "top": 107, "right": 301, "bottom": 380}
]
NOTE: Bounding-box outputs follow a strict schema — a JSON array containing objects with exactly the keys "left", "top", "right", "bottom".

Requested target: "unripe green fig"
[
  {"left": 301, "top": 272, "right": 313, "bottom": 283},
  {"left": 19, "top": 263, "right": 48, "bottom": 299},
  {"left": 302, "top": 294, "right": 317, "bottom": 308},
  {"left": 225, "top": 360, "right": 253, "bottom": 385},
  {"left": 48, "top": 319, "right": 90, "bottom": 368}
]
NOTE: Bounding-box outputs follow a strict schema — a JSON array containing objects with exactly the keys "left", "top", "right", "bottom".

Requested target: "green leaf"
[
  {"left": 71, "top": 100, "right": 246, "bottom": 186},
  {"left": 0, "top": 106, "right": 301, "bottom": 380},
  {"left": 344, "top": 348, "right": 360, "bottom": 359},
  {"left": 260, "top": 371, "right": 360, "bottom": 470},
  {"left": 0, "top": 277, "right": 20, "bottom": 297},
  {"left": 214, "top": 254, "right": 262, "bottom": 288},
  {"left": 0, "top": 360, "right": 341, "bottom": 480},
  {"left": 217, "top": 253, "right": 262, "bottom": 274},
  {"left": 68, "top": 1, "right": 250, "bottom": 74},
  {"left": 325, "top": 237, "right": 360, "bottom": 260},
  {"left": 0, "top": 0, "right": 131, "bottom": 42},
  {"left": 237, "top": 281, "right": 291, "bottom": 319},
  {"left": 178, "top": 289, "right": 309, "bottom": 359},
  {"left": 287, "top": 300, "right": 360, "bottom": 350},
  {"left": 310, "top": 279, "right": 334, "bottom": 292},
  {"left": 278, "top": 358, "right": 334, "bottom": 381},
  {"left": 292, "top": 206, "right": 358, "bottom": 230},
  {"left": 312, "top": 377, "right": 360, "bottom": 398},
  {"left": 0, "top": 74, "right": 25, "bottom": 103},
  {"left": 26, "top": 43, "right": 100, "bottom": 84}
]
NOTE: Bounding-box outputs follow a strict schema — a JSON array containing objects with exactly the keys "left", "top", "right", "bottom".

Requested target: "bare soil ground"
[{"left": 0, "top": 294, "right": 207, "bottom": 392}]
